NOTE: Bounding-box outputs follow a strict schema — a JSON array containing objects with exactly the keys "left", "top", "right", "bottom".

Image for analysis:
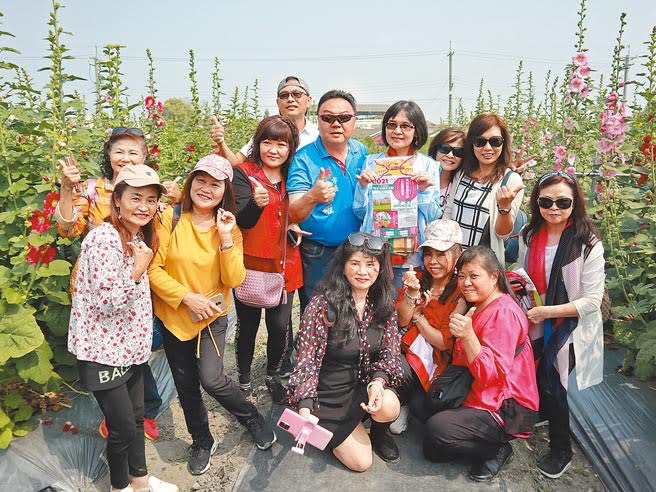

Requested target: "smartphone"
[
  {"left": 276, "top": 408, "right": 333, "bottom": 454},
  {"left": 287, "top": 229, "right": 299, "bottom": 245},
  {"left": 209, "top": 293, "right": 226, "bottom": 311}
]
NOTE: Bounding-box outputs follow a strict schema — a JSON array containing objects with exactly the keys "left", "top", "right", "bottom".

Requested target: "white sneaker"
[
  {"left": 390, "top": 405, "right": 409, "bottom": 435},
  {"left": 111, "top": 486, "right": 134, "bottom": 492},
  {"left": 134, "top": 475, "right": 179, "bottom": 492}
]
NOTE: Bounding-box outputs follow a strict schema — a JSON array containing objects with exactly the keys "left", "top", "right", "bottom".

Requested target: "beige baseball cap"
[
  {"left": 419, "top": 219, "right": 463, "bottom": 251},
  {"left": 192, "top": 154, "right": 233, "bottom": 182},
  {"left": 277, "top": 75, "right": 310, "bottom": 96},
  {"left": 114, "top": 164, "right": 166, "bottom": 194}
]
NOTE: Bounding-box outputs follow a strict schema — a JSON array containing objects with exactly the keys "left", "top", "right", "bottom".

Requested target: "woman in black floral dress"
[{"left": 287, "top": 232, "right": 403, "bottom": 471}]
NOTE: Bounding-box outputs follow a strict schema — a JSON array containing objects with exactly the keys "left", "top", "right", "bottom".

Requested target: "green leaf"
[
  {"left": 36, "top": 303, "right": 70, "bottom": 337},
  {"left": 3, "top": 391, "right": 24, "bottom": 410},
  {"left": 3, "top": 288, "right": 25, "bottom": 305},
  {"left": 13, "top": 404, "right": 33, "bottom": 422},
  {"left": 15, "top": 341, "right": 54, "bottom": 385},
  {"left": 0, "top": 305, "right": 43, "bottom": 364},
  {"left": 36, "top": 259, "right": 70, "bottom": 278},
  {"left": 12, "top": 421, "right": 33, "bottom": 437},
  {"left": 0, "top": 426, "right": 12, "bottom": 449},
  {"left": 0, "top": 408, "right": 10, "bottom": 428}
]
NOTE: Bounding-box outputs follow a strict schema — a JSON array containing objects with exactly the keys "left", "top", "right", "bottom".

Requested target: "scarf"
[{"left": 526, "top": 221, "right": 580, "bottom": 408}]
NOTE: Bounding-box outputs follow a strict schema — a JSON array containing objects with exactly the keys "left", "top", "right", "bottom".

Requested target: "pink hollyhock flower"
[
  {"left": 599, "top": 138, "right": 616, "bottom": 155},
  {"left": 156, "top": 119, "right": 165, "bottom": 129},
  {"left": 104, "top": 94, "right": 112, "bottom": 102},
  {"left": 569, "top": 77, "right": 586, "bottom": 93},
  {"left": 575, "top": 66, "right": 590, "bottom": 78},
  {"left": 43, "top": 192, "right": 60, "bottom": 216},
  {"left": 572, "top": 51, "right": 589, "bottom": 67},
  {"left": 157, "top": 101, "right": 163, "bottom": 113},
  {"left": 144, "top": 95, "right": 155, "bottom": 109},
  {"left": 26, "top": 244, "right": 56, "bottom": 265},
  {"left": 525, "top": 158, "right": 537, "bottom": 168},
  {"left": 564, "top": 117, "right": 575, "bottom": 131},
  {"left": 581, "top": 87, "right": 590, "bottom": 99},
  {"left": 566, "top": 166, "right": 576, "bottom": 176},
  {"left": 608, "top": 92, "right": 618, "bottom": 102},
  {"left": 554, "top": 145, "right": 567, "bottom": 159},
  {"left": 524, "top": 171, "right": 535, "bottom": 180},
  {"left": 567, "top": 154, "right": 576, "bottom": 165},
  {"left": 553, "top": 161, "right": 563, "bottom": 171},
  {"left": 29, "top": 210, "right": 52, "bottom": 233}
]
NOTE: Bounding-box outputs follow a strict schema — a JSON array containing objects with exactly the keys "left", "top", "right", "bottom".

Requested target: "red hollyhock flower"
[
  {"left": 157, "top": 101, "right": 163, "bottom": 113},
  {"left": 149, "top": 145, "right": 161, "bottom": 159},
  {"left": 29, "top": 210, "right": 52, "bottom": 233},
  {"left": 43, "top": 192, "right": 60, "bottom": 216},
  {"left": 26, "top": 244, "right": 57, "bottom": 265},
  {"left": 186, "top": 144, "right": 196, "bottom": 153},
  {"left": 144, "top": 95, "right": 155, "bottom": 110}
]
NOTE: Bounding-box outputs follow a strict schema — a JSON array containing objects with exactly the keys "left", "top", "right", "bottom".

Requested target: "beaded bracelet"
[{"left": 403, "top": 290, "right": 421, "bottom": 306}]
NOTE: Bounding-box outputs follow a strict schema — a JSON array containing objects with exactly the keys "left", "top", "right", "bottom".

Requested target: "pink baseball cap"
[
  {"left": 419, "top": 219, "right": 463, "bottom": 251},
  {"left": 191, "top": 154, "right": 233, "bottom": 182}
]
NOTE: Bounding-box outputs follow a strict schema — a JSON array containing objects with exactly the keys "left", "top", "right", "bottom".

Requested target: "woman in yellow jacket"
[{"left": 148, "top": 155, "right": 276, "bottom": 477}]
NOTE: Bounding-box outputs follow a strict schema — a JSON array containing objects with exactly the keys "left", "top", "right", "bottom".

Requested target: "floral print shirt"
[
  {"left": 68, "top": 222, "right": 152, "bottom": 367},
  {"left": 287, "top": 294, "right": 403, "bottom": 410}
]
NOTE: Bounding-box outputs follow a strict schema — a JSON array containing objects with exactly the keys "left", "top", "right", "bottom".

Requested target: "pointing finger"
[{"left": 211, "top": 115, "right": 221, "bottom": 126}]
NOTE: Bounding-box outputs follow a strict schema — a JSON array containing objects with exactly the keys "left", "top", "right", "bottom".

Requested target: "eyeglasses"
[
  {"left": 112, "top": 127, "right": 145, "bottom": 138},
  {"left": 385, "top": 122, "right": 415, "bottom": 133},
  {"left": 436, "top": 143, "right": 464, "bottom": 158},
  {"left": 473, "top": 136, "right": 504, "bottom": 148},
  {"left": 538, "top": 197, "right": 573, "bottom": 209},
  {"left": 537, "top": 170, "right": 577, "bottom": 187},
  {"left": 319, "top": 114, "right": 355, "bottom": 125},
  {"left": 277, "top": 90, "right": 307, "bottom": 100},
  {"left": 347, "top": 232, "right": 386, "bottom": 251}
]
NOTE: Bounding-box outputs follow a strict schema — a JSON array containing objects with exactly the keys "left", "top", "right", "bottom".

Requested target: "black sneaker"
[
  {"left": 370, "top": 422, "right": 400, "bottom": 463},
  {"left": 245, "top": 413, "right": 277, "bottom": 450},
  {"left": 468, "top": 442, "right": 513, "bottom": 482},
  {"left": 265, "top": 376, "right": 288, "bottom": 404},
  {"left": 538, "top": 449, "right": 572, "bottom": 479},
  {"left": 279, "top": 359, "right": 293, "bottom": 379},
  {"left": 239, "top": 381, "right": 252, "bottom": 394},
  {"left": 187, "top": 437, "right": 218, "bottom": 475}
]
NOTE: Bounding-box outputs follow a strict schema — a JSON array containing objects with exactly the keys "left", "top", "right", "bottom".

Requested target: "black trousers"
[
  {"left": 423, "top": 406, "right": 508, "bottom": 463},
  {"left": 537, "top": 356, "right": 572, "bottom": 454},
  {"left": 163, "top": 316, "right": 258, "bottom": 448},
  {"left": 93, "top": 364, "right": 146, "bottom": 489},
  {"left": 397, "top": 357, "right": 434, "bottom": 423},
  {"left": 234, "top": 292, "right": 294, "bottom": 382}
]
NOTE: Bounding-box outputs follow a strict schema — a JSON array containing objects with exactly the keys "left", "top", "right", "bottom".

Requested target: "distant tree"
[{"left": 162, "top": 97, "right": 192, "bottom": 123}]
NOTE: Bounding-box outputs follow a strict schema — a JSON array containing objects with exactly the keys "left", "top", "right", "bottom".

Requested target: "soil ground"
[{"left": 114, "top": 303, "right": 607, "bottom": 492}]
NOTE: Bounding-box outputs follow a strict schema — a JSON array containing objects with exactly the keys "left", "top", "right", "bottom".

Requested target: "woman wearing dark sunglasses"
[
  {"left": 287, "top": 232, "right": 403, "bottom": 471},
  {"left": 517, "top": 171, "right": 605, "bottom": 479},
  {"left": 427, "top": 127, "right": 466, "bottom": 209},
  {"left": 353, "top": 101, "right": 441, "bottom": 287},
  {"left": 444, "top": 114, "right": 525, "bottom": 266}
]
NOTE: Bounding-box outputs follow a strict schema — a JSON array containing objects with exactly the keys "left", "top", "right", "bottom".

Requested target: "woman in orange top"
[{"left": 392, "top": 219, "right": 466, "bottom": 433}]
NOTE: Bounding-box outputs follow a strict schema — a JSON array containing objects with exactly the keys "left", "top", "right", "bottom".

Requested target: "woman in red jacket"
[
  {"left": 423, "top": 246, "right": 539, "bottom": 482},
  {"left": 233, "top": 115, "right": 304, "bottom": 401}
]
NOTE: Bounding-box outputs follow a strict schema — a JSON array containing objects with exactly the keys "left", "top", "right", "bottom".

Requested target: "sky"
[{"left": 2, "top": 0, "right": 655, "bottom": 123}]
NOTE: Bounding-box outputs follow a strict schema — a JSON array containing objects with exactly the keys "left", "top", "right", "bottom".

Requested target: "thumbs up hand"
[
  {"left": 248, "top": 176, "right": 270, "bottom": 208},
  {"left": 210, "top": 115, "right": 225, "bottom": 145},
  {"left": 449, "top": 306, "right": 476, "bottom": 340},
  {"left": 496, "top": 181, "right": 526, "bottom": 210},
  {"left": 309, "top": 167, "right": 336, "bottom": 204}
]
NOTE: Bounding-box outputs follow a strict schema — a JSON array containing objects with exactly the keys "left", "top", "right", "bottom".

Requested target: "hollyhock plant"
[
  {"left": 572, "top": 51, "right": 589, "bottom": 67},
  {"left": 569, "top": 77, "right": 586, "bottom": 93},
  {"left": 29, "top": 210, "right": 52, "bottom": 233},
  {"left": 26, "top": 244, "right": 57, "bottom": 265},
  {"left": 554, "top": 145, "right": 567, "bottom": 160},
  {"left": 43, "top": 192, "right": 60, "bottom": 216},
  {"left": 144, "top": 95, "right": 155, "bottom": 110}
]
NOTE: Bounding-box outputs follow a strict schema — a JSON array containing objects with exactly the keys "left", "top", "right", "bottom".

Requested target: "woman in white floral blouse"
[{"left": 68, "top": 164, "right": 177, "bottom": 492}]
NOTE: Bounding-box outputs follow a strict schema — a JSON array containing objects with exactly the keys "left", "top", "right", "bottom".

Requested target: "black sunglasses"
[
  {"left": 112, "top": 127, "right": 145, "bottom": 138},
  {"left": 319, "top": 114, "right": 355, "bottom": 125},
  {"left": 436, "top": 143, "right": 464, "bottom": 158},
  {"left": 538, "top": 197, "right": 573, "bottom": 209},
  {"left": 347, "top": 232, "right": 385, "bottom": 251},
  {"left": 278, "top": 90, "right": 307, "bottom": 100},
  {"left": 473, "top": 136, "right": 504, "bottom": 148}
]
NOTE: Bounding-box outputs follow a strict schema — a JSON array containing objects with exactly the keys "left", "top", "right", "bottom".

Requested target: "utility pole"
[
  {"left": 448, "top": 41, "right": 454, "bottom": 125},
  {"left": 622, "top": 46, "right": 630, "bottom": 102}
]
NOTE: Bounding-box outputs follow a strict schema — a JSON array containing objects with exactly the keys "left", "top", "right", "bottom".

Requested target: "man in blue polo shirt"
[{"left": 288, "top": 89, "right": 368, "bottom": 306}]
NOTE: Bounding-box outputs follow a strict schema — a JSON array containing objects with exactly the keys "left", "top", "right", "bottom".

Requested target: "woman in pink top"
[{"left": 423, "top": 246, "right": 538, "bottom": 483}]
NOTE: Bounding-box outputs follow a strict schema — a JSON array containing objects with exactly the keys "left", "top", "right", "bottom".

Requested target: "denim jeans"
[
  {"left": 300, "top": 239, "right": 337, "bottom": 307},
  {"left": 143, "top": 363, "right": 162, "bottom": 420}
]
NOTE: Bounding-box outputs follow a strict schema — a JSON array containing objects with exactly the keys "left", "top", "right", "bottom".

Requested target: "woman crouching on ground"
[
  {"left": 68, "top": 165, "right": 177, "bottom": 492},
  {"left": 423, "top": 246, "right": 539, "bottom": 482},
  {"left": 287, "top": 232, "right": 403, "bottom": 471}
]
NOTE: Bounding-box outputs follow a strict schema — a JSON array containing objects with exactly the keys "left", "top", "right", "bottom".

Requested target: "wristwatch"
[{"left": 497, "top": 204, "right": 510, "bottom": 215}]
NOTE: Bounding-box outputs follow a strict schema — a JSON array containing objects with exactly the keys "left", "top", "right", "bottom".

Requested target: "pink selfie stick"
[{"left": 277, "top": 408, "right": 333, "bottom": 455}]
